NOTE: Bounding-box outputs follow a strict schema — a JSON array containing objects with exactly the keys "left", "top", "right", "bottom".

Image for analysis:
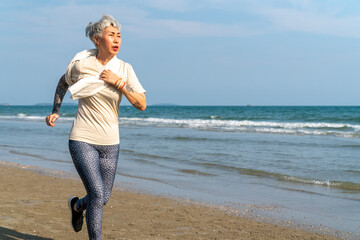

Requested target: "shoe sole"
[{"left": 68, "top": 196, "right": 77, "bottom": 232}]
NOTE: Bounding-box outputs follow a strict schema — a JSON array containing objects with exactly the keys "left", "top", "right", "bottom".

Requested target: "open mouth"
[{"left": 113, "top": 46, "right": 119, "bottom": 51}]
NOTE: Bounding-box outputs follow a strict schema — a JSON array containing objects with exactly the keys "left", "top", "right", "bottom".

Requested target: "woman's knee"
[
  {"left": 103, "top": 194, "right": 111, "bottom": 206},
  {"left": 89, "top": 188, "right": 105, "bottom": 206}
]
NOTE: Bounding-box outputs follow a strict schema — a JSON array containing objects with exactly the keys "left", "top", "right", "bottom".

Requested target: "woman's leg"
[
  {"left": 96, "top": 144, "right": 119, "bottom": 205},
  {"left": 73, "top": 145, "right": 119, "bottom": 211},
  {"left": 68, "top": 140, "right": 119, "bottom": 240}
]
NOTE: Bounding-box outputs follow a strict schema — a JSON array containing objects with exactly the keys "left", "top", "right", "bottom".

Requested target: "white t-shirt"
[{"left": 67, "top": 55, "right": 145, "bottom": 145}]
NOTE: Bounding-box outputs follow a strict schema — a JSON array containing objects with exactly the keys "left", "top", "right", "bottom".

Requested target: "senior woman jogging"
[{"left": 45, "top": 15, "right": 146, "bottom": 239}]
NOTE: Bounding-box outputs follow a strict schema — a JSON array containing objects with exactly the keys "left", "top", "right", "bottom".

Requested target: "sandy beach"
[{"left": 0, "top": 161, "right": 341, "bottom": 240}]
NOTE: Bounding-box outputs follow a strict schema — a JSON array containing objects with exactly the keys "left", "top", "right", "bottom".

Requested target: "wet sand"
[{"left": 0, "top": 162, "right": 340, "bottom": 240}]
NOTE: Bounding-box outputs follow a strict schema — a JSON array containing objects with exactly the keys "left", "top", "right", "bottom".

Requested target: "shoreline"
[{"left": 0, "top": 161, "right": 342, "bottom": 240}]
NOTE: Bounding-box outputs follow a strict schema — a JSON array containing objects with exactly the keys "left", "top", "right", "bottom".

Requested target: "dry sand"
[{"left": 0, "top": 162, "right": 341, "bottom": 240}]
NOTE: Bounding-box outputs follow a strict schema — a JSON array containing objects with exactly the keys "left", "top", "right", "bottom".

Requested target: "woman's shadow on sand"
[{"left": 0, "top": 226, "right": 53, "bottom": 240}]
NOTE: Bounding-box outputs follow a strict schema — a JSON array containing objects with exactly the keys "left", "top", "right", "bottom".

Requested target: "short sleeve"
[
  {"left": 65, "top": 49, "right": 97, "bottom": 86},
  {"left": 126, "top": 64, "right": 146, "bottom": 94},
  {"left": 65, "top": 60, "right": 77, "bottom": 86}
]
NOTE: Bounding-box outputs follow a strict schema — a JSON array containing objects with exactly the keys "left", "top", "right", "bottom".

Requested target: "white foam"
[
  {"left": 284, "top": 176, "right": 341, "bottom": 187},
  {"left": 0, "top": 115, "right": 74, "bottom": 122},
  {"left": 1, "top": 114, "right": 359, "bottom": 137},
  {"left": 17, "top": 113, "right": 27, "bottom": 118},
  {"left": 118, "top": 117, "right": 360, "bottom": 138}
]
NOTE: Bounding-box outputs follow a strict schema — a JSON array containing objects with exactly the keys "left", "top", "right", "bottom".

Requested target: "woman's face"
[{"left": 95, "top": 25, "right": 121, "bottom": 57}]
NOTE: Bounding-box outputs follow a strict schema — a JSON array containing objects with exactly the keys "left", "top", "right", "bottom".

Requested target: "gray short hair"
[{"left": 85, "top": 15, "right": 122, "bottom": 46}]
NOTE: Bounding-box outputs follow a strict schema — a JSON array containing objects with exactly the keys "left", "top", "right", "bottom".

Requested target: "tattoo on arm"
[
  {"left": 52, "top": 74, "right": 69, "bottom": 114},
  {"left": 133, "top": 102, "right": 141, "bottom": 110},
  {"left": 124, "top": 84, "right": 144, "bottom": 110},
  {"left": 125, "top": 84, "right": 134, "bottom": 93}
]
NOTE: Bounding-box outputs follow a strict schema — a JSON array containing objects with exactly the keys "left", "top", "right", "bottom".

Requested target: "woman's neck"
[{"left": 96, "top": 52, "right": 114, "bottom": 66}]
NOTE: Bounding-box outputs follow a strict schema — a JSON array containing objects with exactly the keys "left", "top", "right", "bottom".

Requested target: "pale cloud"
[
  {"left": 145, "top": 0, "right": 188, "bottom": 12},
  {"left": 125, "top": 14, "right": 262, "bottom": 39},
  {"left": 4, "top": 0, "right": 360, "bottom": 41},
  {"left": 140, "top": 0, "right": 242, "bottom": 12},
  {"left": 30, "top": 1, "right": 263, "bottom": 39},
  {"left": 289, "top": 0, "right": 311, "bottom": 8},
  {"left": 255, "top": 6, "right": 360, "bottom": 38},
  {"left": 132, "top": 0, "right": 360, "bottom": 39}
]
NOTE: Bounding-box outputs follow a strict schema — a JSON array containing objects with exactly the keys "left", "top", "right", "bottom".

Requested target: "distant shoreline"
[{"left": 1, "top": 104, "right": 360, "bottom": 107}]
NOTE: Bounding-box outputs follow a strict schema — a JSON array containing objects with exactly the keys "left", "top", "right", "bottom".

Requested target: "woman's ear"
[{"left": 94, "top": 36, "right": 100, "bottom": 47}]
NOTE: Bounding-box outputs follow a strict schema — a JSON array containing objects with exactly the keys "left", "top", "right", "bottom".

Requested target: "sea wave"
[
  {"left": 197, "top": 162, "right": 360, "bottom": 192},
  {"left": 0, "top": 114, "right": 74, "bottom": 122},
  {"left": 2, "top": 114, "right": 360, "bottom": 138},
  {"left": 118, "top": 117, "right": 360, "bottom": 138},
  {"left": 283, "top": 176, "right": 360, "bottom": 192}
]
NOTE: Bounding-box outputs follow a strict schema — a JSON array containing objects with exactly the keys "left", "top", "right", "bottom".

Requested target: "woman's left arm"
[
  {"left": 100, "top": 69, "right": 147, "bottom": 111},
  {"left": 120, "top": 84, "right": 147, "bottom": 111}
]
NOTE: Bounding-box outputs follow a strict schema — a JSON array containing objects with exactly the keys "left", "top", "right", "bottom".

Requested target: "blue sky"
[{"left": 1, "top": 0, "right": 360, "bottom": 106}]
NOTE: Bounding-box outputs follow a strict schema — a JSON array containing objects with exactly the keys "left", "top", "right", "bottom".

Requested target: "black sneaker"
[{"left": 68, "top": 196, "right": 84, "bottom": 232}]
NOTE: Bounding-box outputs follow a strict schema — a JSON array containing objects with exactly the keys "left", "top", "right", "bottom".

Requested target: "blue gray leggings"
[{"left": 69, "top": 140, "right": 119, "bottom": 240}]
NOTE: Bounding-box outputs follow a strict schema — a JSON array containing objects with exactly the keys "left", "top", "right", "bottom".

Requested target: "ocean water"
[{"left": 1, "top": 105, "right": 360, "bottom": 238}]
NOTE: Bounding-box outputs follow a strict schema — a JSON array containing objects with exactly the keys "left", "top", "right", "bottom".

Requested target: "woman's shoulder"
[
  {"left": 116, "top": 58, "right": 134, "bottom": 72},
  {"left": 65, "top": 49, "right": 97, "bottom": 83},
  {"left": 116, "top": 57, "right": 129, "bottom": 66},
  {"left": 71, "top": 49, "right": 97, "bottom": 62},
  {"left": 71, "top": 56, "right": 101, "bottom": 77},
  {"left": 75, "top": 55, "right": 99, "bottom": 68}
]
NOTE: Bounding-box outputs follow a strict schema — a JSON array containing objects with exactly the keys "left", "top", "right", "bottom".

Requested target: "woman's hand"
[
  {"left": 99, "top": 69, "right": 146, "bottom": 111},
  {"left": 99, "top": 69, "right": 121, "bottom": 86},
  {"left": 45, "top": 113, "right": 59, "bottom": 127}
]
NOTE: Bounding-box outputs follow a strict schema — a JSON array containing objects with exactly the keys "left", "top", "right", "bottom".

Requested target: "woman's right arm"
[{"left": 45, "top": 74, "right": 69, "bottom": 127}]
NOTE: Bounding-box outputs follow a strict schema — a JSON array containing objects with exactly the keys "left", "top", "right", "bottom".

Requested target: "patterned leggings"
[{"left": 69, "top": 140, "right": 119, "bottom": 240}]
